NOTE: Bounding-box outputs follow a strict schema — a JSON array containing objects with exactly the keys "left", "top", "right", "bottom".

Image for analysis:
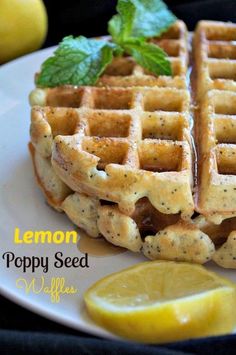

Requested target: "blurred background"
[
  {"left": 1, "top": 0, "right": 236, "bottom": 64},
  {"left": 43, "top": 0, "right": 236, "bottom": 46}
]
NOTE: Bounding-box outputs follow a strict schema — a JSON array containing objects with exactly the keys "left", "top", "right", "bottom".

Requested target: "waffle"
[
  {"left": 193, "top": 21, "right": 236, "bottom": 222},
  {"left": 29, "top": 139, "right": 215, "bottom": 261},
  {"left": 194, "top": 21, "right": 236, "bottom": 101},
  {"left": 29, "top": 83, "right": 199, "bottom": 256},
  {"left": 30, "top": 86, "right": 194, "bottom": 218},
  {"left": 192, "top": 21, "right": 236, "bottom": 268}
]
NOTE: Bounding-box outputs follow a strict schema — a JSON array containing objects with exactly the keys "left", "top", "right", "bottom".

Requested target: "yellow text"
[
  {"left": 14, "top": 227, "right": 77, "bottom": 244},
  {"left": 16, "top": 276, "right": 78, "bottom": 303}
]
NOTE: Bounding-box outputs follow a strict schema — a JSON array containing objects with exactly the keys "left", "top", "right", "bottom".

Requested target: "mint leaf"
[
  {"left": 124, "top": 38, "right": 172, "bottom": 76},
  {"left": 108, "top": 15, "right": 122, "bottom": 43},
  {"left": 108, "top": 0, "right": 177, "bottom": 41},
  {"left": 131, "top": 0, "right": 177, "bottom": 38},
  {"left": 36, "top": 36, "right": 114, "bottom": 87}
]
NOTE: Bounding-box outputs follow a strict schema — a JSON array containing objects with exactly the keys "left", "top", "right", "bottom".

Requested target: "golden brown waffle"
[
  {"left": 193, "top": 22, "right": 236, "bottom": 222},
  {"left": 98, "top": 20, "right": 188, "bottom": 89},
  {"left": 30, "top": 86, "right": 194, "bottom": 219},
  {"left": 29, "top": 84, "right": 204, "bottom": 258},
  {"left": 193, "top": 21, "right": 236, "bottom": 269},
  {"left": 194, "top": 21, "right": 236, "bottom": 101}
]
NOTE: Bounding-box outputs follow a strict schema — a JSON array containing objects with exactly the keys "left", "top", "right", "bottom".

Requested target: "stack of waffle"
[{"left": 29, "top": 20, "right": 236, "bottom": 268}]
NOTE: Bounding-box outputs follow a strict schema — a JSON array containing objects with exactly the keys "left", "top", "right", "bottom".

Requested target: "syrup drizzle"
[{"left": 77, "top": 230, "right": 125, "bottom": 257}]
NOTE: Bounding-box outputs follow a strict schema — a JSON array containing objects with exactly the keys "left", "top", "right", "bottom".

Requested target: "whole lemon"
[{"left": 0, "top": 0, "right": 48, "bottom": 64}]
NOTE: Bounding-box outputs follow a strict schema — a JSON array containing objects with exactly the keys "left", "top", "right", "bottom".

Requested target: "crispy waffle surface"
[
  {"left": 29, "top": 20, "right": 236, "bottom": 268},
  {"left": 194, "top": 21, "right": 236, "bottom": 101},
  {"left": 194, "top": 21, "right": 236, "bottom": 268}
]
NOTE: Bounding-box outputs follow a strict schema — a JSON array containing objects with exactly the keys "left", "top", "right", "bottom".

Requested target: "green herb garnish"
[
  {"left": 36, "top": 0, "right": 177, "bottom": 88},
  {"left": 37, "top": 37, "right": 116, "bottom": 87}
]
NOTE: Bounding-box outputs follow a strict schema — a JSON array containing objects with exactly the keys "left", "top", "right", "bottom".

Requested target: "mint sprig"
[
  {"left": 108, "top": 0, "right": 136, "bottom": 43},
  {"left": 36, "top": 0, "right": 176, "bottom": 88}
]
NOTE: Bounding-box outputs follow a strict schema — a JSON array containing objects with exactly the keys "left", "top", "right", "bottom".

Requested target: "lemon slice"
[{"left": 84, "top": 261, "right": 236, "bottom": 343}]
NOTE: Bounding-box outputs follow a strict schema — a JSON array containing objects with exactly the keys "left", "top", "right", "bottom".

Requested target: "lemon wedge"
[{"left": 84, "top": 261, "right": 236, "bottom": 343}]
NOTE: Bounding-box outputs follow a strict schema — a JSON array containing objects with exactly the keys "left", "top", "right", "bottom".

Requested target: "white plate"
[{"left": 0, "top": 48, "right": 236, "bottom": 342}]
